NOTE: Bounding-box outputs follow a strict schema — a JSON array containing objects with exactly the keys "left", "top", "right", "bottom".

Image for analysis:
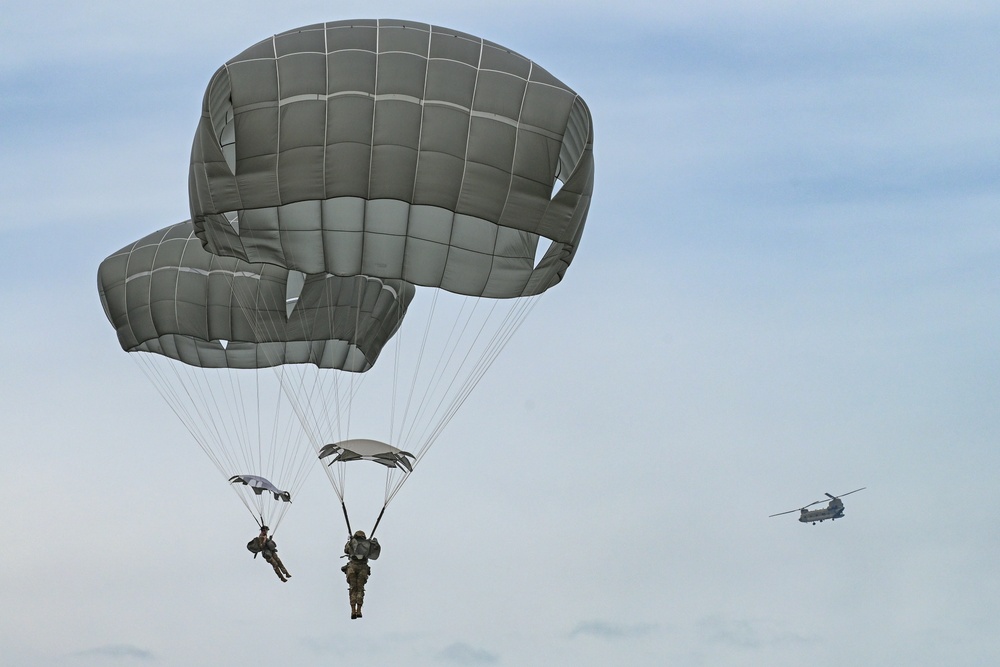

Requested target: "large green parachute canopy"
[
  {"left": 189, "top": 18, "right": 594, "bottom": 297},
  {"left": 95, "top": 20, "right": 594, "bottom": 533},
  {"left": 97, "top": 221, "right": 415, "bottom": 529},
  {"left": 98, "top": 221, "right": 414, "bottom": 371}
]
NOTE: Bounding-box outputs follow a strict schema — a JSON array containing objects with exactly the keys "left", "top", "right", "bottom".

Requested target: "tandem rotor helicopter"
[{"left": 769, "top": 488, "right": 866, "bottom": 524}]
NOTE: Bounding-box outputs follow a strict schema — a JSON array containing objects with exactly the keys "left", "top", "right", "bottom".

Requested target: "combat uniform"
[
  {"left": 342, "top": 531, "right": 380, "bottom": 618},
  {"left": 248, "top": 531, "right": 291, "bottom": 582}
]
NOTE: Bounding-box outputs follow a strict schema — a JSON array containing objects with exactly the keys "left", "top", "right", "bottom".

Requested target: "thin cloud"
[
  {"left": 72, "top": 644, "right": 155, "bottom": 661},
  {"left": 698, "top": 615, "right": 814, "bottom": 649},
  {"left": 300, "top": 632, "right": 421, "bottom": 656},
  {"left": 698, "top": 615, "right": 761, "bottom": 649},
  {"left": 435, "top": 642, "right": 499, "bottom": 665},
  {"left": 568, "top": 620, "right": 658, "bottom": 639}
]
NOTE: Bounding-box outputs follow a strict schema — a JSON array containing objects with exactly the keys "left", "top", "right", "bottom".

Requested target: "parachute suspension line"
[
  {"left": 263, "top": 366, "right": 310, "bottom": 531},
  {"left": 384, "top": 293, "right": 543, "bottom": 506},
  {"left": 394, "top": 264, "right": 564, "bottom": 488},
  {"left": 348, "top": 277, "right": 365, "bottom": 442},
  {"left": 228, "top": 270, "right": 335, "bottom": 529},
  {"left": 294, "top": 274, "right": 382, "bottom": 509},
  {"left": 256, "top": 368, "right": 326, "bottom": 531},
  {"left": 274, "top": 366, "right": 324, "bottom": 444},
  {"left": 309, "top": 281, "right": 344, "bottom": 463},
  {"left": 257, "top": 317, "right": 309, "bottom": 517},
  {"left": 269, "top": 368, "right": 297, "bottom": 484},
  {"left": 327, "top": 276, "right": 372, "bottom": 503},
  {"left": 400, "top": 296, "right": 492, "bottom": 453},
  {"left": 247, "top": 269, "right": 277, "bottom": 493},
  {"left": 190, "top": 364, "right": 238, "bottom": 468},
  {"left": 226, "top": 274, "right": 266, "bottom": 478},
  {"left": 383, "top": 282, "right": 415, "bottom": 507},
  {"left": 394, "top": 287, "right": 442, "bottom": 450},
  {"left": 275, "top": 366, "right": 313, "bottom": 474},
  {"left": 371, "top": 286, "right": 442, "bottom": 506},
  {"left": 381, "top": 294, "right": 506, "bottom": 506},
  {"left": 255, "top": 366, "right": 264, "bottom": 491},
  {"left": 134, "top": 355, "right": 236, "bottom": 476},
  {"left": 280, "top": 280, "right": 351, "bottom": 501},
  {"left": 278, "top": 378, "right": 345, "bottom": 505},
  {"left": 190, "top": 363, "right": 265, "bottom": 521},
  {"left": 388, "top": 284, "right": 406, "bottom": 448},
  {"left": 396, "top": 294, "right": 490, "bottom": 451},
  {"left": 222, "top": 274, "right": 274, "bottom": 518},
  {"left": 311, "top": 354, "right": 373, "bottom": 458},
  {"left": 277, "top": 364, "right": 334, "bottom": 495},
  {"left": 258, "top": 274, "right": 365, "bottom": 507},
  {"left": 166, "top": 268, "right": 313, "bottom": 531},
  {"left": 271, "top": 363, "right": 346, "bottom": 501},
  {"left": 342, "top": 275, "right": 367, "bottom": 447},
  {"left": 265, "top": 367, "right": 281, "bottom": 491},
  {"left": 225, "top": 278, "right": 276, "bottom": 524},
  {"left": 131, "top": 354, "right": 262, "bottom": 523},
  {"left": 223, "top": 367, "right": 252, "bottom": 479}
]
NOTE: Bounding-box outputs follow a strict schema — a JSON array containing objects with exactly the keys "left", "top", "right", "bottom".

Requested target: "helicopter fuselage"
[
  {"left": 798, "top": 500, "right": 844, "bottom": 524},
  {"left": 770, "top": 488, "right": 864, "bottom": 523}
]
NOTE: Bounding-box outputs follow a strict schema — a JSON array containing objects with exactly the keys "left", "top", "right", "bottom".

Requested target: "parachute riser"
[
  {"left": 369, "top": 504, "right": 387, "bottom": 539},
  {"left": 340, "top": 500, "right": 352, "bottom": 535},
  {"left": 338, "top": 500, "right": 386, "bottom": 539}
]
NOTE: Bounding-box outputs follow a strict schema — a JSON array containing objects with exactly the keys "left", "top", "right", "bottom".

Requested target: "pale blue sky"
[{"left": 2, "top": 2, "right": 998, "bottom": 666}]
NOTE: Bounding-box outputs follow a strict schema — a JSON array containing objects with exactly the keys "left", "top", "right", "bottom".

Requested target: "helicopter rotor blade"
[
  {"left": 770, "top": 499, "right": 823, "bottom": 517},
  {"left": 771, "top": 489, "right": 866, "bottom": 518},
  {"left": 769, "top": 508, "right": 803, "bottom": 517}
]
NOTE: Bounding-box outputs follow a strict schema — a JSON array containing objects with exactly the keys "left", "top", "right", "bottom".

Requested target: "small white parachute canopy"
[
  {"left": 229, "top": 474, "right": 292, "bottom": 502},
  {"left": 318, "top": 439, "right": 416, "bottom": 472}
]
